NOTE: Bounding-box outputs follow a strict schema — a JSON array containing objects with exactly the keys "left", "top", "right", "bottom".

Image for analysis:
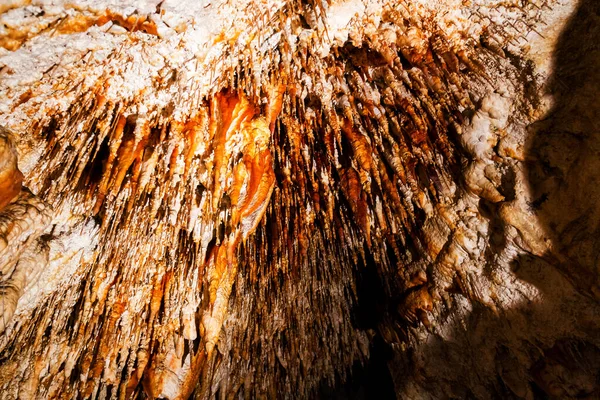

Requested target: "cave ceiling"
[{"left": 0, "top": 0, "right": 598, "bottom": 399}]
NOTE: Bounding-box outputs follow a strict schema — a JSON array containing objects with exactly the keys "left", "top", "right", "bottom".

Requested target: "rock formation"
[{"left": 0, "top": 0, "right": 598, "bottom": 399}]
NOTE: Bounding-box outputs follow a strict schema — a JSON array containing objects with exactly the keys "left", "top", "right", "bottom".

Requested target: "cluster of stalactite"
[{"left": 0, "top": 0, "right": 598, "bottom": 399}]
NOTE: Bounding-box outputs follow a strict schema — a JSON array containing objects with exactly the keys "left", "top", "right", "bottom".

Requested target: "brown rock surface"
[{"left": 0, "top": 128, "right": 22, "bottom": 211}]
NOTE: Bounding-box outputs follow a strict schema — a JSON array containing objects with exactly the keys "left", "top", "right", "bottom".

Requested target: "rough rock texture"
[
  {"left": 0, "top": 128, "right": 22, "bottom": 210},
  {"left": 0, "top": 0, "right": 598, "bottom": 399}
]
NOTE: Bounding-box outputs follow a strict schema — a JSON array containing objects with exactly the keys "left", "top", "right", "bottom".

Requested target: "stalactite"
[{"left": 0, "top": 0, "right": 598, "bottom": 399}]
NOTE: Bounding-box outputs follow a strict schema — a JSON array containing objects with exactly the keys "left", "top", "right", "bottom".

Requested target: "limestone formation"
[{"left": 0, "top": 0, "right": 598, "bottom": 399}]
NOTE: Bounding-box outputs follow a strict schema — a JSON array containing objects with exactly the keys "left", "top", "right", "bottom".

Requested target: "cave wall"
[{"left": 0, "top": 1, "right": 598, "bottom": 399}]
